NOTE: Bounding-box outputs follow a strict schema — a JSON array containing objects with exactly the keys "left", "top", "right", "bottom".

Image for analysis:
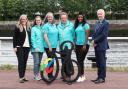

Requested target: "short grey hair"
[
  {"left": 97, "top": 9, "right": 105, "bottom": 15},
  {"left": 60, "top": 12, "right": 68, "bottom": 18}
]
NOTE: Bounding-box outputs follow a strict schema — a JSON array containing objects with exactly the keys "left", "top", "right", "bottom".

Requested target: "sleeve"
[
  {"left": 84, "top": 23, "right": 90, "bottom": 31},
  {"left": 94, "top": 22, "right": 109, "bottom": 44},
  {"left": 28, "top": 28, "right": 32, "bottom": 47},
  {"left": 57, "top": 24, "right": 61, "bottom": 42},
  {"left": 56, "top": 25, "right": 59, "bottom": 41},
  {"left": 72, "top": 26, "right": 75, "bottom": 40},
  {"left": 92, "top": 23, "right": 97, "bottom": 40},
  {"left": 42, "top": 24, "right": 49, "bottom": 34},
  {"left": 31, "top": 27, "right": 37, "bottom": 49},
  {"left": 13, "top": 26, "right": 19, "bottom": 48},
  {"left": 70, "top": 22, "right": 75, "bottom": 40}
]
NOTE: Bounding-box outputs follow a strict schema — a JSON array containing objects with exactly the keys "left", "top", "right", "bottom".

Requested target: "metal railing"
[{"left": 0, "top": 37, "right": 128, "bottom": 67}]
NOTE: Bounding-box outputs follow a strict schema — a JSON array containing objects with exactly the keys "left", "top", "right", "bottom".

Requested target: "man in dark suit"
[{"left": 91, "top": 9, "right": 109, "bottom": 84}]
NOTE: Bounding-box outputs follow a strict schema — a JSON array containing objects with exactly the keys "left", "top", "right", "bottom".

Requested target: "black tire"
[
  {"left": 60, "top": 41, "right": 74, "bottom": 51},
  {"left": 61, "top": 59, "right": 80, "bottom": 83},
  {"left": 40, "top": 57, "right": 59, "bottom": 84}
]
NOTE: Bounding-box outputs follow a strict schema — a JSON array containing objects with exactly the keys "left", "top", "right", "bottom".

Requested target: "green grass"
[
  {"left": 107, "top": 67, "right": 128, "bottom": 72},
  {"left": 0, "top": 64, "right": 14, "bottom": 70},
  {"left": 0, "top": 64, "right": 33, "bottom": 71},
  {"left": 0, "top": 64, "right": 128, "bottom": 72},
  {"left": 86, "top": 67, "right": 128, "bottom": 72}
]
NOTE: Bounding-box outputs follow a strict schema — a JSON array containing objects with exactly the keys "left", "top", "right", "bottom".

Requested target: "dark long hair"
[
  {"left": 74, "top": 12, "right": 87, "bottom": 29},
  {"left": 33, "top": 16, "right": 42, "bottom": 27}
]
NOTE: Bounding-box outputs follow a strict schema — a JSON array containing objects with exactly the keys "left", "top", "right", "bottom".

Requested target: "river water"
[{"left": 0, "top": 39, "right": 128, "bottom": 67}]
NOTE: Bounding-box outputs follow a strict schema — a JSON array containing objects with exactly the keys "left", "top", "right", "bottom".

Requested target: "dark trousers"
[
  {"left": 95, "top": 50, "right": 106, "bottom": 80},
  {"left": 61, "top": 50, "right": 72, "bottom": 77},
  {"left": 75, "top": 44, "right": 89, "bottom": 76},
  {"left": 16, "top": 47, "right": 30, "bottom": 78}
]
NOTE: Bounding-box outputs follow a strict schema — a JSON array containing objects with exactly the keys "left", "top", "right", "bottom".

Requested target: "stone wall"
[{"left": 0, "top": 20, "right": 128, "bottom": 30}]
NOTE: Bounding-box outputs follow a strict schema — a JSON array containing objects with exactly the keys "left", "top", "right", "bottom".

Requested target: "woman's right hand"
[
  {"left": 49, "top": 46, "right": 52, "bottom": 52},
  {"left": 35, "top": 48, "right": 39, "bottom": 52},
  {"left": 82, "top": 45, "right": 86, "bottom": 51},
  {"left": 13, "top": 48, "right": 17, "bottom": 52}
]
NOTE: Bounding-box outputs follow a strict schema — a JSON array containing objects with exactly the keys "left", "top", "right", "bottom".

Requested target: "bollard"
[
  {"left": 0, "top": 40, "right": 1, "bottom": 56},
  {"left": 87, "top": 55, "right": 97, "bottom": 68}
]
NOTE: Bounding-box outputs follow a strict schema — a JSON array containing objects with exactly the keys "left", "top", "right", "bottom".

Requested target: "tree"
[{"left": 0, "top": 0, "right": 128, "bottom": 20}]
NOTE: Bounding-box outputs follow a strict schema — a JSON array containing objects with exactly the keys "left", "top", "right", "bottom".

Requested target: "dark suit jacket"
[
  {"left": 13, "top": 26, "right": 31, "bottom": 48},
  {"left": 92, "top": 19, "right": 109, "bottom": 51}
]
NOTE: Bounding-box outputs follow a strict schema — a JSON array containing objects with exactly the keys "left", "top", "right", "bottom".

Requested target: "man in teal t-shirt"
[
  {"left": 57, "top": 12, "right": 74, "bottom": 79},
  {"left": 57, "top": 13, "right": 74, "bottom": 49}
]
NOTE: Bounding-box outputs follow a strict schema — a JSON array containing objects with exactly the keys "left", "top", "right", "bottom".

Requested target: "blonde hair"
[
  {"left": 17, "top": 14, "right": 31, "bottom": 32},
  {"left": 43, "top": 12, "right": 55, "bottom": 24}
]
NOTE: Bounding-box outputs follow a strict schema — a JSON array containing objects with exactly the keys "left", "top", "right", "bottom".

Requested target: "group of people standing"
[{"left": 13, "top": 9, "right": 109, "bottom": 84}]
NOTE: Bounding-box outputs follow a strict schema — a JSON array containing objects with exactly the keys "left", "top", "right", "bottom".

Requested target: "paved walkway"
[{"left": 0, "top": 70, "right": 128, "bottom": 89}]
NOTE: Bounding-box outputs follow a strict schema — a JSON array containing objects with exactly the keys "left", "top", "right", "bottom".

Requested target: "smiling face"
[
  {"left": 78, "top": 15, "right": 84, "bottom": 22},
  {"left": 61, "top": 14, "right": 68, "bottom": 24},
  {"left": 35, "top": 17, "right": 42, "bottom": 26},
  {"left": 97, "top": 9, "right": 105, "bottom": 20},
  {"left": 47, "top": 15, "right": 54, "bottom": 23},
  {"left": 20, "top": 15, "right": 28, "bottom": 26}
]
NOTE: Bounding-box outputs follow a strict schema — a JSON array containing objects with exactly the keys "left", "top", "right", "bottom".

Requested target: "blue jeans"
[{"left": 32, "top": 52, "right": 43, "bottom": 76}]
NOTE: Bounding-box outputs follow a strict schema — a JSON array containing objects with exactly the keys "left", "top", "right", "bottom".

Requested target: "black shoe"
[
  {"left": 91, "top": 78, "right": 99, "bottom": 82},
  {"left": 60, "top": 76, "right": 63, "bottom": 79},
  {"left": 62, "top": 76, "right": 71, "bottom": 82},
  {"left": 23, "top": 78, "right": 29, "bottom": 82},
  {"left": 61, "top": 77, "right": 67, "bottom": 82},
  {"left": 66, "top": 82, "right": 72, "bottom": 85},
  {"left": 48, "top": 74, "right": 54, "bottom": 79},
  {"left": 19, "top": 79, "right": 24, "bottom": 83},
  {"left": 94, "top": 78, "right": 105, "bottom": 84}
]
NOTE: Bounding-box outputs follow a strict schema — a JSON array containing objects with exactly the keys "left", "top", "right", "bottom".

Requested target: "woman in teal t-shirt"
[
  {"left": 42, "top": 12, "right": 58, "bottom": 79},
  {"left": 31, "top": 16, "right": 44, "bottom": 81},
  {"left": 74, "top": 12, "right": 90, "bottom": 82}
]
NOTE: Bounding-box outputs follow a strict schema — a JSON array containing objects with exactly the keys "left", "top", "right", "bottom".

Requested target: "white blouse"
[{"left": 23, "top": 29, "right": 30, "bottom": 47}]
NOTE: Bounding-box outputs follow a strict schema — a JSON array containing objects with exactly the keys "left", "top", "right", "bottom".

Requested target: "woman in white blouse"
[{"left": 13, "top": 14, "right": 31, "bottom": 83}]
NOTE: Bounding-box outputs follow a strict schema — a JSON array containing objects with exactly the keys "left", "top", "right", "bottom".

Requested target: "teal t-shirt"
[
  {"left": 42, "top": 22, "right": 58, "bottom": 48},
  {"left": 31, "top": 25, "right": 44, "bottom": 52},
  {"left": 75, "top": 23, "right": 90, "bottom": 45},
  {"left": 57, "top": 20, "right": 74, "bottom": 49}
]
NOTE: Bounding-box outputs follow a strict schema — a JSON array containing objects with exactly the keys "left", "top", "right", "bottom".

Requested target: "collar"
[
  {"left": 61, "top": 20, "right": 70, "bottom": 27},
  {"left": 35, "top": 25, "right": 41, "bottom": 28},
  {"left": 98, "top": 19, "right": 106, "bottom": 24},
  {"left": 47, "top": 22, "right": 54, "bottom": 26},
  {"left": 58, "top": 20, "right": 70, "bottom": 29}
]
